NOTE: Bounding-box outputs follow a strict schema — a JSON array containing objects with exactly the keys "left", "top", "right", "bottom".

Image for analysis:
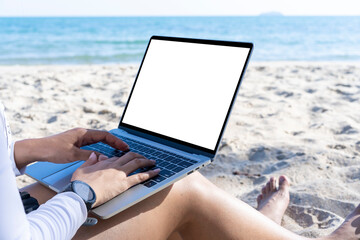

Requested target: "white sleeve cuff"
[
  {"left": 10, "top": 141, "right": 26, "bottom": 176},
  {"left": 26, "top": 192, "right": 88, "bottom": 239}
]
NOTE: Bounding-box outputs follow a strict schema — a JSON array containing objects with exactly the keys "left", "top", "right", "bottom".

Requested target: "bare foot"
[
  {"left": 256, "top": 175, "right": 290, "bottom": 225},
  {"left": 320, "top": 204, "right": 360, "bottom": 240}
]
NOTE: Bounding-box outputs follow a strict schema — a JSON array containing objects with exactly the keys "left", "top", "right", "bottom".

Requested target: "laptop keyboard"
[{"left": 82, "top": 134, "right": 197, "bottom": 188}]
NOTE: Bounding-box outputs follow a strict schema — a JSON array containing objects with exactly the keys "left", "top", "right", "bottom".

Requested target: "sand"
[{"left": 1, "top": 62, "right": 359, "bottom": 238}]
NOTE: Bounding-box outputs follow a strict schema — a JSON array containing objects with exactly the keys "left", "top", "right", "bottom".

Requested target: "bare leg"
[
  {"left": 257, "top": 176, "right": 290, "bottom": 224},
  {"left": 21, "top": 172, "right": 359, "bottom": 240},
  {"left": 174, "top": 173, "right": 305, "bottom": 240},
  {"left": 22, "top": 173, "right": 305, "bottom": 240},
  {"left": 21, "top": 180, "right": 191, "bottom": 240}
]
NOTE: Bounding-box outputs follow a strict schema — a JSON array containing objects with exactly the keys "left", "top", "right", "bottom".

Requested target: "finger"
[
  {"left": 105, "top": 156, "right": 120, "bottom": 163},
  {"left": 74, "top": 148, "right": 101, "bottom": 161},
  {"left": 80, "top": 129, "right": 129, "bottom": 151},
  {"left": 127, "top": 169, "right": 160, "bottom": 187},
  {"left": 114, "top": 152, "right": 146, "bottom": 166},
  {"left": 120, "top": 158, "right": 156, "bottom": 175},
  {"left": 98, "top": 154, "right": 108, "bottom": 161},
  {"left": 80, "top": 152, "right": 98, "bottom": 168},
  {"left": 96, "top": 156, "right": 120, "bottom": 166}
]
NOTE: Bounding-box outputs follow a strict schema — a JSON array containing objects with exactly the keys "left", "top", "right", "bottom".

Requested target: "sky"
[{"left": 0, "top": 0, "right": 359, "bottom": 17}]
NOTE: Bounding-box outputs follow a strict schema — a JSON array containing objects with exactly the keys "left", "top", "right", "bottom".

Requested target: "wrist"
[
  {"left": 14, "top": 138, "right": 47, "bottom": 169},
  {"left": 62, "top": 180, "right": 97, "bottom": 211}
]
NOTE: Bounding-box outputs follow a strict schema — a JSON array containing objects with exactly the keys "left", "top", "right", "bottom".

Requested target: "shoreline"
[{"left": 1, "top": 60, "right": 360, "bottom": 68}]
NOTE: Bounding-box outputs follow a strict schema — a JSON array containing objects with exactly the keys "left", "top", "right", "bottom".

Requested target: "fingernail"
[
  {"left": 90, "top": 152, "right": 96, "bottom": 159},
  {"left": 123, "top": 143, "right": 130, "bottom": 151},
  {"left": 154, "top": 168, "right": 161, "bottom": 173},
  {"left": 151, "top": 159, "right": 156, "bottom": 164}
]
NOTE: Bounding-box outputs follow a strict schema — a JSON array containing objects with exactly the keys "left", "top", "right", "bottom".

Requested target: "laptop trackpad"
[{"left": 42, "top": 161, "right": 84, "bottom": 192}]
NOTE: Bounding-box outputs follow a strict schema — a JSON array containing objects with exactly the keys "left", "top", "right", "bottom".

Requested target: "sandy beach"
[{"left": 1, "top": 62, "right": 359, "bottom": 238}]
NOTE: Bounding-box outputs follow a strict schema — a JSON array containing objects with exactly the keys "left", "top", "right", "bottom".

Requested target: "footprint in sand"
[
  {"left": 335, "top": 125, "right": 358, "bottom": 135},
  {"left": 355, "top": 141, "right": 360, "bottom": 152},
  {"left": 327, "top": 144, "right": 346, "bottom": 150},
  {"left": 81, "top": 83, "right": 92, "bottom": 88},
  {"left": 286, "top": 204, "right": 341, "bottom": 229},
  {"left": 345, "top": 167, "right": 360, "bottom": 180},
  {"left": 328, "top": 88, "right": 358, "bottom": 102},
  {"left": 276, "top": 91, "right": 294, "bottom": 98},
  {"left": 248, "top": 146, "right": 270, "bottom": 161},
  {"left": 218, "top": 141, "right": 233, "bottom": 153},
  {"left": 335, "top": 83, "right": 351, "bottom": 88},
  {"left": 305, "top": 88, "right": 317, "bottom": 94},
  {"left": 98, "top": 110, "right": 117, "bottom": 121},
  {"left": 291, "top": 192, "right": 357, "bottom": 218},
  {"left": 88, "top": 119, "right": 105, "bottom": 129},
  {"left": 98, "top": 109, "right": 112, "bottom": 115},
  {"left": 255, "top": 66, "right": 266, "bottom": 72},
  {"left": 292, "top": 131, "right": 305, "bottom": 136},
  {"left": 263, "top": 86, "right": 277, "bottom": 91},
  {"left": 47, "top": 116, "right": 57, "bottom": 124},
  {"left": 263, "top": 161, "right": 289, "bottom": 174},
  {"left": 83, "top": 107, "right": 95, "bottom": 113},
  {"left": 311, "top": 106, "right": 328, "bottom": 113}
]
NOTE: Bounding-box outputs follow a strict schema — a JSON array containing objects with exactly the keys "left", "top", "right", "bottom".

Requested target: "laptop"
[{"left": 25, "top": 36, "right": 253, "bottom": 219}]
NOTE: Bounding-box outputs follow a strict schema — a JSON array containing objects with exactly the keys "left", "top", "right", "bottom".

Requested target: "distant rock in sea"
[{"left": 259, "top": 11, "right": 284, "bottom": 16}]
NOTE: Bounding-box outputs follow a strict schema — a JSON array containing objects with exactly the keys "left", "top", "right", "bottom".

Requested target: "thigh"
[
  {"left": 20, "top": 182, "right": 57, "bottom": 204},
  {"left": 21, "top": 181, "right": 191, "bottom": 240}
]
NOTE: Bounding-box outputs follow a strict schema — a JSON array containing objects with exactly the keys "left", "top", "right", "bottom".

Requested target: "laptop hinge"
[{"left": 115, "top": 126, "right": 214, "bottom": 158}]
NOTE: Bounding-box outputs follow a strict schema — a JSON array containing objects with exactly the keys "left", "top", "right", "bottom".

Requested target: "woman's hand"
[
  {"left": 71, "top": 152, "right": 160, "bottom": 207},
  {"left": 14, "top": 128, "right": 129, "bottom": 169}
]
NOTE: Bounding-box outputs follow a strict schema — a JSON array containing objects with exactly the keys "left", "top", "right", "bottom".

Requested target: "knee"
[
  {"left": 185, "top": 171, "right": 209, "bottom": 186},
  {"left": 173, "top": 172, "right": 213, "bottom": 201}
]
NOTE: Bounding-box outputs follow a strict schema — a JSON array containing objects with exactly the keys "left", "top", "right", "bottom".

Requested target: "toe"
[
  {"left": 279, "top": 175, "right": 290, "bottom": 190},
  {"left": 257, "top": 194, "right": 263, "bottom": 205},
  {"left": 261, "top": 186, "right": 266, "bottom": 195},
  {"left": 270, "top": 177, "right": 277, "bottom": 191},
  {"left": 265, "top": 181, "right": 270, "bottom": 193}
]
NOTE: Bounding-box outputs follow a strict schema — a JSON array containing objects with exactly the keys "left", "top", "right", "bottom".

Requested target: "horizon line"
[{"left": 0, "top": 14, "right": 359, "bottom": 18}]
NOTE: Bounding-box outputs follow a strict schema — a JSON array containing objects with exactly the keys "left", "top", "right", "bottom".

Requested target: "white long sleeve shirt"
[{"left": 0, "top": 103, "right": 87, "bottom": 240}]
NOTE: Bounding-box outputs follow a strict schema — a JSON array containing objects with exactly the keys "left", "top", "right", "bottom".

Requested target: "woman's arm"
[
  {"left": 0, "top": 159, "right": 87, "bottom": 240},
  {"left": 13, "top": 128, "right": 130, "bottom": 170},
  {"left": 1, "top": 103, "right": 156, "bottom": 239},
  {"left": 0, "top": 105, "right": 87, "bottom": 239}
]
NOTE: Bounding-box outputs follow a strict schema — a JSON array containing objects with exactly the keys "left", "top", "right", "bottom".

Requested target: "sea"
[{"left": 0, "top": 16, "right": 359, "bottom": 65}]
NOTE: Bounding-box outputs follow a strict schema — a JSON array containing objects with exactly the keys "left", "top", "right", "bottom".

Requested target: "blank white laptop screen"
[{"left": 122, "top": 39, "right": 250, "bottom": 150}]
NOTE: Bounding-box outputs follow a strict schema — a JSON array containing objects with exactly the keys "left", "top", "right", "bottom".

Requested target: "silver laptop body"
[{"left": 25, "top": 36, "right": 253, "bottom": 219}]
